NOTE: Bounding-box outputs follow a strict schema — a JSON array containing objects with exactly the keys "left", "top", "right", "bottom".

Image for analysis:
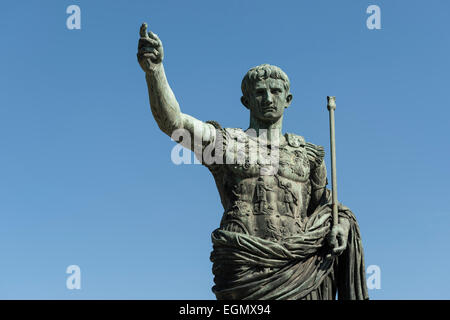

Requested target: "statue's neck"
[{"left": 247, "top": 114, "right": 285, "bottom": 145}]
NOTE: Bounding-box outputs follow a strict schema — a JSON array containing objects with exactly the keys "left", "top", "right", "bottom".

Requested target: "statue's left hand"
[{"left": 327, "top": 218, "right": 350, "bottom": 256}]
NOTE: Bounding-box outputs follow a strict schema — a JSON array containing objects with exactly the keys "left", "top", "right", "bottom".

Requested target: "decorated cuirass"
[{"left": 205, "top": 123, "right": 326, "bottom": 242}]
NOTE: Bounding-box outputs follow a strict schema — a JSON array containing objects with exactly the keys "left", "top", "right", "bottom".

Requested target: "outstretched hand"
[{"left": 137, "top": 23, "right": 164, "bottom": 72}]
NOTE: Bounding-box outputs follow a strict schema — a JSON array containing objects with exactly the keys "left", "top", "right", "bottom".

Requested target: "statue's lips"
[{"left": 262, "top": 107, "right": 277, "bottom": 112}]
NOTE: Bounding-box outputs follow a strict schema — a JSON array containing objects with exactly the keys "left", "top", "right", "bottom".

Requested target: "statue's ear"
[
  {"left": 241, "top": 96, "right": 250, "bottom": 109},
  {"left": 285, "top": 93, "right": 293, "bottom": 108}
]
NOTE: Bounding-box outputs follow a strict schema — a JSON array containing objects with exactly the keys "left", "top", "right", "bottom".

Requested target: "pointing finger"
[{"left": 140, "top": 23, "right": 149, "bottom": 38}]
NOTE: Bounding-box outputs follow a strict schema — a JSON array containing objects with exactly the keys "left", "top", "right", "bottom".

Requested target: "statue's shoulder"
[
  {"left": 284, "top": 132, "right": 306, "bottom": 148},
  {"left": 205, "top": 121, "right": 246, "bottom": 148},
  {"left": 206, "top": 120, "right": 223, "bottom": 131},
  {"left": 206, "top": 121, "right": 245, "bottom": 140},
  {"left": 285, "top": 132, "right": 325, "bottom": 166},
  {"left": 206, "top": 121, "right": 240, "bottom": 134},
  {"left": 224, "top": 127, "right": 245, "bottom": 138}
]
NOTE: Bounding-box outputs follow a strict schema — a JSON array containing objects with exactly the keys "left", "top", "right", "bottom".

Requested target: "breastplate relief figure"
[{"left": 137, "top": 23, "right": 369, "bottom": 300}]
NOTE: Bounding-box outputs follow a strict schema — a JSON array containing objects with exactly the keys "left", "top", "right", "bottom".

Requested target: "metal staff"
[{"left": 327, "top": 96, "right": 338, "bottom": 227}]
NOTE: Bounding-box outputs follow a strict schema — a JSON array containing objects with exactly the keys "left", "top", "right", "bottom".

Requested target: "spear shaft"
[{"left": 327, "top": 96, "right": 338, "bottom": 227}]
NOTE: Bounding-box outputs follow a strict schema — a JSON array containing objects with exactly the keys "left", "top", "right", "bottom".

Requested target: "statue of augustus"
[{"left": 137, "top": 23, "right": 369, "bottom": 300}]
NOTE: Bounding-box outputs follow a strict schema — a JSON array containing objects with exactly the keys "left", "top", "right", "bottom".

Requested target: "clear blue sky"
[{"left": 1, "top": 0, "right": 449, "bottom": 299}]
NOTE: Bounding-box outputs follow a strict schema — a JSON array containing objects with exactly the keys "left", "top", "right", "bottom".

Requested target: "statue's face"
[{"left": 243, "top": 78, "right": 292, "bottom": 122}]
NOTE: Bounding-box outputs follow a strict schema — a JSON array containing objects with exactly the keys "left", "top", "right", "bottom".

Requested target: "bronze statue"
[{"left": 137, "top": 23, "right": 369, "bottom": 300}]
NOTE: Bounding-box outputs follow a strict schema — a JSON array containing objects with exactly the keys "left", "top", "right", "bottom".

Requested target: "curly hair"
[{"left": 241, "top": 64, "right": 290, "bottom": 98}]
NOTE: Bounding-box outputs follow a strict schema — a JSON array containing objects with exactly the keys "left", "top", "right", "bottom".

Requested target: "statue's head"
[{"left": 241, "top": 64, "right": 292, "bottom": 123}]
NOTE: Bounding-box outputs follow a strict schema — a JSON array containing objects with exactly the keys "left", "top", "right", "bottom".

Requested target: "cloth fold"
[{"left": 210, "top": 202, "right": 369, "bottom": 300}]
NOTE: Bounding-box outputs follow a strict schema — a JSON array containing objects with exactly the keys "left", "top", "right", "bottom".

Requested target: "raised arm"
[{"left": 136, "top": 23, "right": 215, "bottom": 151}]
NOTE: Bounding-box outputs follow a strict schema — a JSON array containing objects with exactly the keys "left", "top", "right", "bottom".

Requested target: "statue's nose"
[{"left": 264, "top": 93, "right": 273, "bottom": 104}]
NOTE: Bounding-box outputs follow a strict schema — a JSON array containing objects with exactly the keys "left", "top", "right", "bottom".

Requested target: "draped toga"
[
  {"left": 202, "top": 122, "right": 368, "bottom": 300},
  {"left": 210, "top": 197, "right": 368, "bottom": 300}
]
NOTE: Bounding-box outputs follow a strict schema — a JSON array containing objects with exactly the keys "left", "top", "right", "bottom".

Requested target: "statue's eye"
[
  {"left": 255, "top": 89, "right": 265, "bottom": 95},
  {"left": 271, "top": 89, "right": 282, "bottom": 95}
]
